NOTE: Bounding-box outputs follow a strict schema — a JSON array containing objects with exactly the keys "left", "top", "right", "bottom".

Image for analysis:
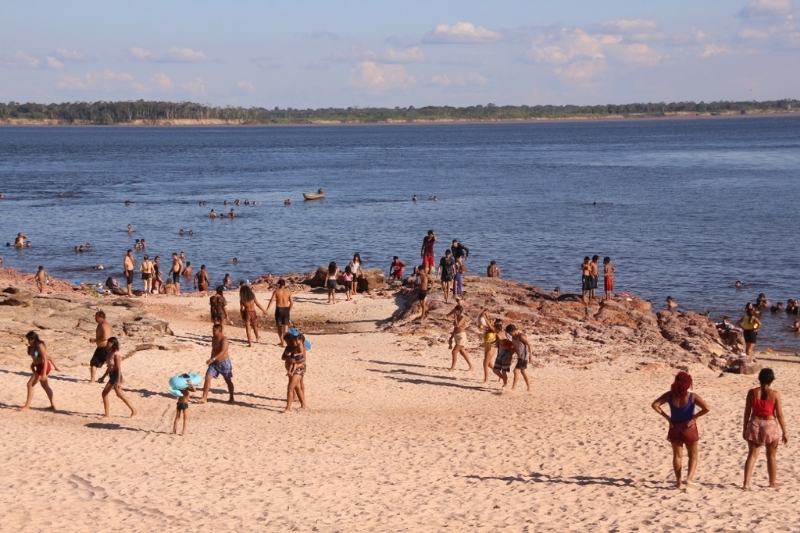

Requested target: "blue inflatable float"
[
  {"left": 168, "top": 372, "right": 202, "bottom": 397},
  {"left": 287, "top": 327, "right": 312, "bottom": 350}
]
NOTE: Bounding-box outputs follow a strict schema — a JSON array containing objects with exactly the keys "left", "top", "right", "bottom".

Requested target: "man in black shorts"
[
  {"left": 266, "top": 279, "right": 293, "bottom": 346},
  {"left": 123, "top": 249, "right": 135, "bottom": 297},
  {"left": 89, "top": 310, "right": 112, "bottom": 382},
  {"left": 415, "top": 266, "right": 429, "bottom": 321}
]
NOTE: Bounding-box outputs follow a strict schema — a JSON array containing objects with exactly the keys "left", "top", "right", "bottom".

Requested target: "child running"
[
  {"left": 281, "top": 330, "right": 307, "bottom": 412},
  {"left": 21, "top": 331, "right": 59, "bottom": 410},
  {"left": 651, "top": 372, "right": 710, "bottom": 489},
  {"left": 101, "top": 337, "right": 137, "bottom": 418}
]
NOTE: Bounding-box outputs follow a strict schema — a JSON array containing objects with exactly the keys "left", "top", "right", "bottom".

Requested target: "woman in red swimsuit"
[
  {"left": 22, "top": 331, "right": 59, "bottom": 411},
  {"left": 742, "top": 368, "right": 789, "bottom": 490}
]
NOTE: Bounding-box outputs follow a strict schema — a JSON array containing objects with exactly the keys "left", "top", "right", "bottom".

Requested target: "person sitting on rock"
[
  {"left": 666, "top": 296, "right": 678, "bottom": 311},
  {"left": 487, "top": 260, "right": 500, "bottom": 278}
]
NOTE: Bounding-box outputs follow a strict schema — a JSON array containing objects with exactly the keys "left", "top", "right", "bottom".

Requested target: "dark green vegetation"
[{"left": 1, "top": 99, "right": 798, "bottom": 125}]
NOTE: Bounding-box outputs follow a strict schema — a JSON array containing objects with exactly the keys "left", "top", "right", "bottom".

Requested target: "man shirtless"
[
  {"left": 416, "top": 266, "right": 429, "bottom": 321},
  {"left": 209, "top": 286, "right": 229, "bottom": 325},
  {"left": 171, "top": 253, "right": 183, "bottom": 294},
  {"left": 200, "top": 324, "right": 234, "bottom": 403},
  {"left": 266, "top": 279, "right": 293, "bottom": 346},
  {"left": 89, "top": 310, "right": 112, "bottom": 383},
  {"left": 420, "top": 230, "right": 436, "bottom": 274},
  {"left": 195, "top": 264, "right": 209, "bottom": 293},
  {"left": 123, "top": 249, "right": 135, "bottom": 297},
  {"left": 34, "top": 265, "right": 46, "bottom": 293}
]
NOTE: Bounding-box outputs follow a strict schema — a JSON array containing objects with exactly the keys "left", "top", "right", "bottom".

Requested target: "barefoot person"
[
  {"left": 581, "top": 256, "right": 592, "bottom": 303},
  {"left": 266, "top": 279, "right": 293, "bottom": 346},
  {"left": 281, "top": 330, "right": 307, "bottom": 412},
  {"left": 439, "top": 250, "right": 455, "bottom": 304},
  {"left": 740, "top": 304, "right": 761, "bottom": 360},
  {"left": 478, "top": 310, "right": 498, "bottom": 383},
  {"left": 651, "top": 372, "right": 710, "bottom": 489},
  {"left": 492, "top": 326, "right": 516, "bottom": 389},
  {"left": 209, "top": 286, "right": 229, "bottom": 325},
  {"left": 325, "top": 262, "right": 339, "bottom": 304},
  {"left": 415, "top": 265, "right": 429, "bottom": 321},
  {"left": 195, "top": 264, "right": 209, "bottom": 294},
  {"left": 123, "top": 249, "right": 135, "bottom": 297},
  {"left": 89, "top": 310, "right": 112, "bottom": 383},
  {"left": 447, "top": 305, "right": 473, "bottom": 371},
  {"left": 389, "top": 256, "right": 406, "bottom": 282},
  {"left": 21, "top": 331, "right": 58, "bottom": 411},
  {"left": 200, "top": 324, "right": 235, "bottom": 403},
  {"left": 34, "top": 265, "right": 46, "bottom": 293},
  {"left": 507, "top": 324, "right": 532, "bottom": 391},
  {"left": 140, "top": 255, "right": 154, "bottom": 297},
  {"left": 589, "top": 255, "right": 600, "bottom": 301},
  {"left": 742, "top": 368, "right": 789, "bottom": 490},
  {"left": 420, "top": 230, "right": 436, "bottom": 274},
  {"left": 603, "top": 256, "right": 615, "bottom": 300},
  {"left": 101, "top": 337, "right": 137, "bottom": 418},
  {"left": 486, "top": 260, "right": 501, "bottom": 278},
  {"left": 173, "top": 384, "right": 195, "bottom": 436},
  {"left": 170, "top": 253, "right": 183, "bottom": 294},
  {"left": 239, "top": 284, "right": 266, "bottom": 347}
]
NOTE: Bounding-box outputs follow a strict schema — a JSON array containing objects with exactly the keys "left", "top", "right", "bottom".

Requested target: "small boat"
[{"left": 303, "top": 189, "right": 325, "bottom": 201}]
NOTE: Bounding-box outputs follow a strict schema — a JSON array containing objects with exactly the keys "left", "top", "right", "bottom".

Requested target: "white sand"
[{"left": 1, "top": 288, "right": 798, "bottom": 531}]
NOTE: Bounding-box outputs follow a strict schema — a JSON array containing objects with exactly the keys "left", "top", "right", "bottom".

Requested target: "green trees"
[{"left": 0, "top": 99, "right": 797, "bottom": 125}]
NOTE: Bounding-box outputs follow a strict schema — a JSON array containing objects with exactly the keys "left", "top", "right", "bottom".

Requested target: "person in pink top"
[{"left": 742, "top": 368, "right": 789, "bottom": 490}]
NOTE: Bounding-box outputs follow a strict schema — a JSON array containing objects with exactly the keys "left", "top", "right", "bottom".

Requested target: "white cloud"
[
  {"left": 56, "top": 70, "right": 137, "bottom": 90},
  {"left": 236, "top": 80, "right": 256, "bottom": 92},
  {"left": 556, "top": 60, "right": 606, "bottom": 83},
  {"left": 86, "top": 70, "right": 134, "bottom": 83},
  {"left": 528, "top": 29, "right": 620, "bottom": 65},
  {"left": 740, "top": 0, "right": 794, "bottom": 18},
  {"left": 129, "top": 46, "right": 208, "bottom": 63},
  {"left": 430, "top": 72, "right": 487, "bottom": 87},
  {"left": 54, "top": 48, "right": 85, "bottom": 61},
  {"left": 0, "top": 51, "right": 41, "bottom": 68},
  {"left": 701, "top": 44, "right": 732, "bottom": 58},
  {"left": 352, "top": 61, "right": 415, "bottom": 91},
  {"left": 56, "top": 76, "right": 86, "bottom": 89},
  {"left": 382, "top": 46, "right": 425, "bottom": 63},
  {"left": 153, "top": 73, "right": 173, "bottom": 90},
  {"left": 617, "top": 43, "right": 663, "bottom": 66},
  {"left": 426, "top": 21, "right": 500, "bottom": 43},
  {"left": 602, "top": 19, "right": 658, "bottom": 33},
  {"left": 167, "top": 47, "right": 207, "bottom": 62},
  {"left": 181, "top": 77, "right": 207, "bottom": 95},
  {"left": 45, "top": 56, "right": 64, "bottom": 69}
]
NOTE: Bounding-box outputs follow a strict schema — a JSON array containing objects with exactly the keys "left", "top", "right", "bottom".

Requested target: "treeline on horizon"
[{"left": 1, "top": 99, "right": 798, "bottom": 125}]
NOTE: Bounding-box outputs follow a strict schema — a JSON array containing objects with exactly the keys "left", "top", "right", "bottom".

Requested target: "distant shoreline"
[{"left": 2, "top": 110, "right": 799, "bottom": 127}]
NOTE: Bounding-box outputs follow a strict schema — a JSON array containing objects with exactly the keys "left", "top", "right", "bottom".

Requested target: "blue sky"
[{"left": 1, "top": 0, "right": 799, "bottom": 107}]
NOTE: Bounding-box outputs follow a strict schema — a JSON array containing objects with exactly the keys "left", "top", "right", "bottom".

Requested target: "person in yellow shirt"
[{"left": 740, "top": 304, "right": 762, "bottom": 359}]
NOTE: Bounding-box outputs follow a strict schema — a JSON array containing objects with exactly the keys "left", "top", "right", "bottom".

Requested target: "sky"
[{"left": 1, "top": 0, "right": 799, "bottom": 108}]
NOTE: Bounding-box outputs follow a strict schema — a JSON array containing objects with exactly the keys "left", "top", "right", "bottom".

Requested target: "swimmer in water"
[
  {"left": 127, "top": 224, "right": 134, "bottom": 234},
  {"left": 735, "top": 280, "right": 744, "bottom": 289}
]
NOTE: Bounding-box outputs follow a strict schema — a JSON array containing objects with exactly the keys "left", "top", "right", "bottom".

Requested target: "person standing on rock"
[
  {"left": 421, "top": 230, "right": 436, "bottom": 275},
  {"left": 447, "top": 304, "right": 473, "bottom": 371},
  {"left": 101, "top": 337, "right": 137, "bottom": 418},
  {"left": 123, "top": 249, "right": 135, "bottom": 297},
  {"left": 170, "top": 253, "right": 183, "bottom": 294},
  {"left": 739, "top": 304, "right": 761, "bottom": 360},
  {"left": 651, "top": 372, "right": 710, "bottom": 490},
  {"left": 742, "top": 368, "right": 789, "bottom": 490},
  {"left": 439, "top": 250, "right": 455, "bottom": 304},
  {"left": 140, "top": 255, "right": 154, "bottom": 297},
  {"left": 589, "top": 255, "right": 600, "bottom": 301},
  {"left": 415, "top": 265, "right": 429, "bottom": 322},
  {"left": 34, "top": 265, "right": 47, "bottom": 293},
  {"left": 209, "top": 286, "right": 229, "bottom": 325},
  {"left": 507, "top": 324, "right": 532, "bottom": 392},
  {"left": 603, "top": 257, "right": 615, "bottom": 300},
  {"left": 239, "top": 284, "right": 266, "bottom": 346},
  {"left": 266, "top": 279, "right": 293, "bottom": 346},
  {"left": 581, "top": 257, "right": 592, "bottom": 304},
  {"left": 21, "top": 331, "right": 59, "bottom": 411},
  {"left": 200, "top": 324, "right": 235, "bottom": 403},
  {"left": 89, "top": 310, "right": 112, "bottom": 383}
]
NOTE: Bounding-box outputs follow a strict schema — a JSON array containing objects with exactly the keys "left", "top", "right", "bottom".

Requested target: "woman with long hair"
[
  {"left": 101, "top": 337, "right": 137, "bottom": 418},
  {"left": 239, "top": 284, "right": 266, "bottom": 347},
  {"left": 326, "top": 262, "right": 340, "bottom": 304},
  {"left": 651, "top": 372, "right": 710, "bottom": 489},
  {"left": 21, "top": 331, "right": 59, "bottom": 411},
  {"left": 478, "top": 310, "right": 497, "bottom": 383},
  {"left": 742, "top": 368, "right": 789, "bottom": 489}
]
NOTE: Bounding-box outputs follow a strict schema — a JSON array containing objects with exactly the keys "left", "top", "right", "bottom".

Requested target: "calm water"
[{"left": 1, "top": 118, "right": 799, "bottom": 348}]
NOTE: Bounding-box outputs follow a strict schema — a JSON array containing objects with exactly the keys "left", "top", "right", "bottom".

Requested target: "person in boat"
[
  {"left": 317, "top": 188, "right": 323, "bottom": 194},
  {"left": 742, "top": 368, "right": 789, "bottom": 489}
]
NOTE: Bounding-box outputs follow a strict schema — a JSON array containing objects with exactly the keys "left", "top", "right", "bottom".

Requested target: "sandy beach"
[{"left": 1, "top": 272, "right": 798, "bottom": 532}]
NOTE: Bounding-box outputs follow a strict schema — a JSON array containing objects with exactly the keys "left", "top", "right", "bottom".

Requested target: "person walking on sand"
[
  {"left": 603, "top": 257, "right": 615, "bottom": 300},
  {"left": 101, "top": 337, "right": 137, "bottom": 418},
  {"left": 325, "top": 262, "right": 340, "bottom": 304},
  {"left": 195, "top": 264, "right": 209, "bottom": 294},
  {"left": 493, "top": 326, "right": 517, "bottom": 389},
  {"left": 209, "top": 286, "right": 229, "bottom": 325},
  {"left": 453, "top": 256, "right": 465, "bottom": 298},
  {"left": 581, "top": 256, "right": 592, "bottom": 304},
  {"left": 170, "top": 253, "right": 183, "bottom": 294},
  {"left": 266, "top": 279, "right": 293, "bottom": 346},
  {"left": 173, "top": 384, "right": 195, "bottom": 436},
  {"left": 478, "top": 310, "right": 498, "bottom": 383},
  {"left": 140, "top": 255, "right": 154, "bottom": 297},
  {"left": 89, "top": 310, "right": 112, "bottom": 383},
  {"left": 421, "top": 230, "right": 436, "bottom": 274},
  {"left": 439, "top": 249, "right": 455, "bottom": 304},
  {"left": 740, "top": 304, "right": 761, "bottom": 360},
  {"left": 342, "top": 266, "right": 355, "bottom": 301},
  {"left": 21, "top": 331, "right": 59, "bottom": 411},
  {"left": 201, "top": 324, "right": 235, "bottom": 403},
  {"left": 281, "top": 330, "right": 307, "bottom": 412},
  {"left": 415, "top": 265, "right": 429, "bottom": 321},
  {"left": 507, "top": 324, "right": 532, "bottom": 391},
  {"left": 123, "top": 249, "right": 135, "bottom": 297},
  {"left": 239, "top": 284, "right": 266, "bottom": 347},
  {"left": 742, "top": 368, "right": 789, "bottom": 490},
  {"left": 34, "top": 265, "right": 46, "bottom": 293},
  {"left": 651, "top": 372, "right": 710, "bottom": 490},
  {"left": 447, "top": 304, "right": 473, "bottom": 371}
]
